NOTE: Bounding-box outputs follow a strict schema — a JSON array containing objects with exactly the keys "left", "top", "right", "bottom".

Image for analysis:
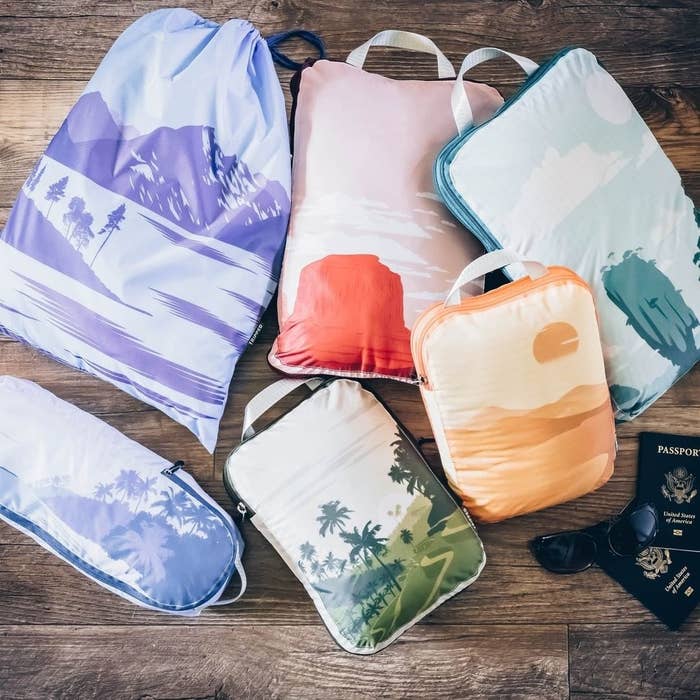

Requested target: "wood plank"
[
  {"left": 3, "top": 0, "right": 697, "bottom": 18},
  {"left": 569, "top": 624, "right": 700, "bottom": 698},
  {"left": 0, "top": 623, "right": 569, "bottom": 699},
  {"left": 0, "top": 2, "right": 697, "bottom": 85},
  {"left": 0, "top": 337, "right": 156, "bottom": 414}
]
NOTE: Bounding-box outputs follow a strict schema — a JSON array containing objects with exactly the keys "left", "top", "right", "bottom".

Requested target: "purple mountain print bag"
[{"left": 0, "top": 9, "right": 296, "bottom": 451}]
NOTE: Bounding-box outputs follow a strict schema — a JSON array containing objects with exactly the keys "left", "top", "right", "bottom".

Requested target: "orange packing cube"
[{"left": 411, "top": 249, "right": 616, "bottom": 523}]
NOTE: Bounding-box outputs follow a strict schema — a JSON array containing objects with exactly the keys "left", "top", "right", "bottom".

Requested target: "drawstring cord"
[{"left": 266, "top": 29, "right": 326, "bottom": 70}]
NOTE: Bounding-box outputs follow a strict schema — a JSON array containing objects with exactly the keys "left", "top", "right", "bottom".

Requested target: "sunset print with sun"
[
  {"left": 419, "top": 272, "right": 616, "bottom": 523},
  {"left": 271, "top": 59, "right": 504, "bottom": 380}
]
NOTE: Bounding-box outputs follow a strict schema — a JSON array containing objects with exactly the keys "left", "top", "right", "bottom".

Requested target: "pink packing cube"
[{"left": 269, "top": 31, "right": 503, "bottom": 380}]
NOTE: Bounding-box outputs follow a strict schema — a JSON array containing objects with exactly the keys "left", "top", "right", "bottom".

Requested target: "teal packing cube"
[{"left": 434, "top": 47, "right": 699, "bottom": 421}]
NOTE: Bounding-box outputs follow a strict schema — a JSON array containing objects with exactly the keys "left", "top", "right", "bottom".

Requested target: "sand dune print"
[{"left": 445, "top": 383, "right": 615, "bottom": 522}]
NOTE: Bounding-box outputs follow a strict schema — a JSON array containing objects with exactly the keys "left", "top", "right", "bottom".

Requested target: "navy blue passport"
[{"left": 637, "top": 432, "right": 699, "bottom": 553}]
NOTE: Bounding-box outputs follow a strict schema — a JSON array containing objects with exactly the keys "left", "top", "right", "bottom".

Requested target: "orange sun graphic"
[{"left": 533, "top": 322, "right": 580, "bottom": 363}]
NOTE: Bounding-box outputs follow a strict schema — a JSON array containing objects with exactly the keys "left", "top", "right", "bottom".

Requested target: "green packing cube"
[{"left": 223, "top": 377, "right": 485, "bottom": 654}]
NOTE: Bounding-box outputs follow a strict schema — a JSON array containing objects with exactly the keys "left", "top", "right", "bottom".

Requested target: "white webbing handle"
[
  {"left": 452, "top": 47, "right": 539, "bottom": 132},
  {"left": 241, "top": 377, "right": 324, "bottom": 441},
  {"left": 445, "top": 249, "right": 547, "bottom": 306},
  {"left": 346, "top": 30, "right": 456, "bottom": 79}
]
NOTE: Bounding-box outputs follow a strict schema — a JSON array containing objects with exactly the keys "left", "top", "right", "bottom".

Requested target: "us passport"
[
  {"left": 637, "top": 432, "right": 699, "bottom": 553},
  {"left": 596, "top": 543, "right": 699, "bottom": 630}
]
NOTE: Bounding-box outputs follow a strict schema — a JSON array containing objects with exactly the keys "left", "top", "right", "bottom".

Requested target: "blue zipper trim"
[
  {"left": 0, "top": 467, "right": 239, "bottom": 612},
  {"left": 434, "top": 47, "right": 579, "bottom": 280}
]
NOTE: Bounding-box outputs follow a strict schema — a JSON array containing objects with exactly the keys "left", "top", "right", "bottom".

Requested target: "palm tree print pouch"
[
  {"left": 0, "top": 376, "right": 245, "bottom": 615},
  {"left": 0, "top": 9, "right": 295, "bottom": 452},
  {"left": 434, "top": 47, "right": 699, "bottom": 421},
  {"left": 223, "top": 377, "right": 485, "bottom": 654}
]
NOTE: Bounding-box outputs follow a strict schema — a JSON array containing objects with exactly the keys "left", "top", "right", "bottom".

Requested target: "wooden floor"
[{"left": 1, "top": 1, "right": 699, "bottom": 698}]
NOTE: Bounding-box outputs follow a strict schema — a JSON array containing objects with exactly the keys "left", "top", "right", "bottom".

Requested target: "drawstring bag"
[
  {"left": 434, "top": 47, "right": 699, "bottom": 420},
  {"left": 268, "top": 30, "right": 504, "bottom": 381},
  {"left": 412, "top": 250, "right": 616, "bottom": 522},
  {"left": 224, "top": 377, "right": 485, "bottom": 654},
  {"left": 0, "top": 10, "right": 322, "bottom": 452},
  {"left": 0, "top": 375, "right": 245, "bottom": 615}
]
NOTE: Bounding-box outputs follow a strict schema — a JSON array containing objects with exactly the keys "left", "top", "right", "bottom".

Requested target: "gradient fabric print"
[
  {"left": 269, "top": 56, "right": 503, "bottom": 380},
  {"left": 413, "top": 266, "right": 616, "bottom": 523},
  {"left": 437, "top": 48, "right": 699, "bottom": 420},
  {"left": 225, "top": 379, "right": 485, "bottom": 654},
  {"left": 0, "top": 10, "right": 291, "bottom": 451},
  {"left": 0, "top": 376, "right": 243, "bottom": 614}
]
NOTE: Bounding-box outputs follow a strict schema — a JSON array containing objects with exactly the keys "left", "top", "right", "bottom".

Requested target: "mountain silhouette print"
[
  {"left": 275, "top": 254, "right": 413, "bottom": 376},
  {"left": 1, "top": 192, "right": 126, "bottom": 305},
  {"left": 47, "top": 92, "right": 290, "bottom": 259}
]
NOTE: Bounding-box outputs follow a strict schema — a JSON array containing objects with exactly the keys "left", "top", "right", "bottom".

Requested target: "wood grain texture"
[
  {"left": 569, "top": 624, "right": 700, "bottom": 699},
  {"left": 0, "top": 0, "right": 699, "bottom": 697},
  {"left": 0, "top": 624, "right": 569, "bottom": 699},
  {"left": 0, "top": 1, "right": 698, "bottom": 85}
]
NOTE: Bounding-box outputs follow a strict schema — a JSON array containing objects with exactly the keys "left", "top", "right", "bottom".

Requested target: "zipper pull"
[
  {"left": 237, "top": 502, "right": 248, "bottom": 524},
  {"left": 162, "top": 460, "right": 185, "bottom": 476}
]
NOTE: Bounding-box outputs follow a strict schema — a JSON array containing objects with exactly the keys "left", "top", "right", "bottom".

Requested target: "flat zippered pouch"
[
  {"left": 223, "top": 377, "right": 485, "bottom": 654},
  {"left": 434, "top": 46, "right": 699, "bottom": 421},
  {"left": 412, "top": 250, "right": 616, "bottom": 523},
  {"left": 269, "top": 30, "right": 504, "bottom": 381},
  {"left": 0, "top": 375, "right": 245, "bottom": 615}
]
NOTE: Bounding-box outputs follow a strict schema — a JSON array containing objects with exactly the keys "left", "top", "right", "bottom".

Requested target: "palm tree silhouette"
[
  {"left": 317, "top": 500, "right": 353, "bottom": 537},
  {"left": 153, "top": 487, "right": 180, "bottom": 521},
  {"left": 310, "top": 559, "right": 325, "bottom": 580},
  {"left": 133, "top": 476, "right": 158, "bottom": 509},
  {"left": 105, "top": 519, "right": 171, "bottom": 586},
  {"left": 113, "top": 469, "right": 145, "bottom": 504},
  {"left": 93, "top": 482, "right": 113, "bottom": 501},
  {"left": 364, "top": 598, "right": 382, "bottom": 621},
  {"left": 400, "top": 528, "right": 414, "bottom": 547},
  {"left": 72, "top": 211, "right": 95, "bottom": 252},
  {"left": 45, "top": 176, "right": 68, "bottom": 217},
  {"left": 91, "top": 203, "right": 126, "bottom": 266},
  {"left": 341, "top": 521, "right": 401, "bottom": 593},
  {"left": 323, "top": 551, "right": 344, "bottom": 576},
  {"left": 63, "top": 196, "right": 86, "bottom": 241},
  {"left": 183, "top": 502, "right": 218, "bottom": 536},
  {"left": 152, "top": 487, "right": 202, "bottom": 533},
  {"left": 300, "top": 541, "right": 317, "bottom": 564}
]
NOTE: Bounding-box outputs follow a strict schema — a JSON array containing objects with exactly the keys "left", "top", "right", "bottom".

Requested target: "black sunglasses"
[{"left": 530, "top": 502, "right": 658, "bottom": 574}]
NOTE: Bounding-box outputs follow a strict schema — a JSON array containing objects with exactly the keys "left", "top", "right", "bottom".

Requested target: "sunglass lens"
[
  {"left": 531, "top": 531, "right": 596, "bottom": 573},
  {"left": 608, "top": 504, "right": 657, "bottom": 556}
]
